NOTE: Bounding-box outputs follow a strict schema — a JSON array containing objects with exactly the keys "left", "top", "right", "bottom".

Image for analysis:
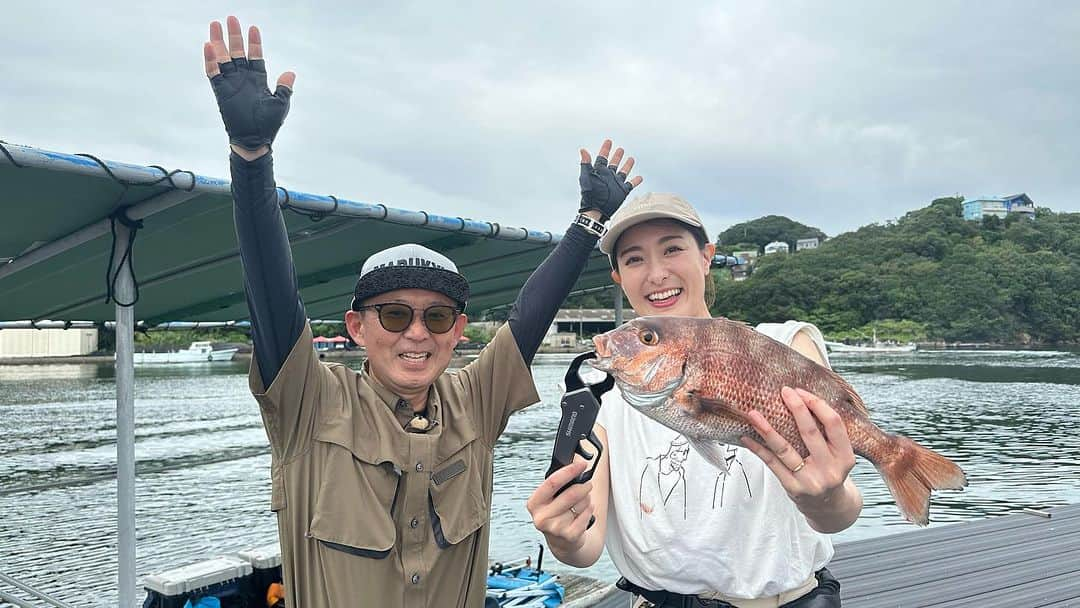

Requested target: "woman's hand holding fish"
[
  {"left": 527, "top": 460, "right": 596, "bottom": 553},
  {"left": 741, "top": 387, "right": 863, "bottom": 533}
]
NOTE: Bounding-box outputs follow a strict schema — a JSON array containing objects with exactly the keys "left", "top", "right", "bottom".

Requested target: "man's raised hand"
[{"left": 204, "top": 16, "right": 296, "bottom": 154}]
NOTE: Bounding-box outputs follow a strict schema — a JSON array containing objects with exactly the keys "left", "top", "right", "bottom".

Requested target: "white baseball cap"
[{"left": 350, "top": 243, "right": 469, "bottom": 310}]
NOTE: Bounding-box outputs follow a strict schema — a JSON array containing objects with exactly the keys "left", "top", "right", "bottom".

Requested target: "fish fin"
[
  {"left": 875, "top": 435, "right": 967, "bottom": 526},
  {"left": 688, "top": 437, "right": 730, "bottom": 474},
  {"left": 715, "top": 315, "right": 755, "bottom": 329},
  {"left": 692, "top": 393, "right": 751, "bottom": 424}
]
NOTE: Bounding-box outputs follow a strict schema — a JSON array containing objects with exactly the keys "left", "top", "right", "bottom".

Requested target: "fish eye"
[{"left": 639, "top": 329, "right": 659, "bottom": 346}]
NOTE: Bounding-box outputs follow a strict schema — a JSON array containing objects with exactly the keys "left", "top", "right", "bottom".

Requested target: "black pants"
[{"left": 618, "top": 568, "right": 841, "bottom": 608}]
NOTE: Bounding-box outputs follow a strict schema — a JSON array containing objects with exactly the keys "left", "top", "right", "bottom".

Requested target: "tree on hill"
[
  {"left": 716, "top": 215, "right": 828, "bottom": 253},
  {"left": 711, "top": 198, "right": 1080, "bottom": 345}
]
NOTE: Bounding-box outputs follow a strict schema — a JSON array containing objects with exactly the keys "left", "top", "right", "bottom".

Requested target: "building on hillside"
[
  {"left": 763, "top": 241, "right": 790, "bottom": 255},
  {"left": 962, "top": 194, "right": 1036, "bottom": 221},
  {"left": 0, "top": 328, "right": 99, "bottom": 358},
  {"left": 796, "top": 237, "right": 820, "bottom": 251}
]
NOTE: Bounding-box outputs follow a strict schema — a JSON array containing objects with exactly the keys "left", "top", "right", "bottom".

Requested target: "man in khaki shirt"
[
  {"left": 204, "top": 15, "right": 643, "bottom": 606},
  {"left": 252, "top": 293, "right": 539, "bottom": 606}
]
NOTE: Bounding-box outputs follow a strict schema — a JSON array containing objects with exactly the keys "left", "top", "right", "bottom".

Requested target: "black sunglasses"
[{"left": 356, "top": 303, "right": 460, "bottom": 334}]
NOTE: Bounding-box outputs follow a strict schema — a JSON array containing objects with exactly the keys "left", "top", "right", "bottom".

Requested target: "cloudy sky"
[{"left": 4, "top": 2, "right": 1079, "bottom": 238}]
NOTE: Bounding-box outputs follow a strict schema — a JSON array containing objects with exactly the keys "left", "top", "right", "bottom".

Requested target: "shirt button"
[
  {"left": 415, "top": 462, "right": 424, "bottom": 472},
  {"left": 410, "top": 517, "right": 419, "bottom": 529},
  {"left": 411, "top": 573, "right": 421, "bottom": 585}
]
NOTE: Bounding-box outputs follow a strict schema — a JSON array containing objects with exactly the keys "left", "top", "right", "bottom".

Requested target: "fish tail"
[{"left": 875, "top": 435, "right": 967, "bottom": 526}]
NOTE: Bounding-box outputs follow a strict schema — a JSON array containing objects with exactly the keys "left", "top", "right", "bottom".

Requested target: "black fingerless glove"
[
  {"left": 210, "top": 58, "right": 292, "bottom": 151},
  {"left": 579, "top": 156, "right": 635, "bottom": 221}
]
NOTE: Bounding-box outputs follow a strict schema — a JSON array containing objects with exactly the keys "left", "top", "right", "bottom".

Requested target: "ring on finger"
[
  {"left": 569, "top": 506, "right": 578, "bottom": 515},
  {"left": 790, "top": 460, "right": 806, "bottom": 473}
]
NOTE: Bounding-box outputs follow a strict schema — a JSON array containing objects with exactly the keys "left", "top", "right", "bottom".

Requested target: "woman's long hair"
[{"left": 685, "top": 223, "right": 717, "bottom": 310}]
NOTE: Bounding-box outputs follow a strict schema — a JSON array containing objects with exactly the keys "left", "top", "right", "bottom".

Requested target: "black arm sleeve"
[
  {"left": 230, "top": 152, "right": 308, "bottom": 387},
  {"left": 507, "top": 223, "right": 601, "bottom": 366}
]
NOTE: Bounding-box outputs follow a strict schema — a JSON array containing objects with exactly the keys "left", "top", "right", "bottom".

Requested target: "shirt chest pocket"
[
  {"left": 308, "top": 444, "right": 402, "bottom": 559},
  {"left": 428, "top": 440, "right": 489, "bottom": 548}
]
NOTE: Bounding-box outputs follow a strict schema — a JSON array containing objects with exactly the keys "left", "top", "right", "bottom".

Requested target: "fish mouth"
[
  {"left": 589, "top": 355, "right": 613, "bottom": 372},
  {"left": 592, "top": 335, "right": 611, "bottom": 358}
]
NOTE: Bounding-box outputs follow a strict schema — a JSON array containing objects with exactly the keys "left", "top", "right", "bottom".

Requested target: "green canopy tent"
[{"left": 0, "top": 141, "right": 615, "bottom": 606}]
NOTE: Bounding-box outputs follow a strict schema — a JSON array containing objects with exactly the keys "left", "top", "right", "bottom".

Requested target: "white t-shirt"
[{"left": 594, "top": 320, "right": 834, "bottom": 599}]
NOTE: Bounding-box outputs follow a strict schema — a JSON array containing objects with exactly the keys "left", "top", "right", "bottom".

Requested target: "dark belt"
[{"left": 616, "top": 568, "right": 841, "bottom": 608}]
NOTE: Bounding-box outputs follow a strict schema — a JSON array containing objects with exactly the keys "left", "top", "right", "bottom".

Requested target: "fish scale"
[{"left": 592, "top": 315, "right": 968, "bottom": 526}]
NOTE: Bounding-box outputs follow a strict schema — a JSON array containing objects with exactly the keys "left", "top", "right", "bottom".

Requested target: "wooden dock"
[
  {"left": 581, "top": 503, "right": 1080, "bottom": 607},
  {"left": 830, "top": 503, "right": 1080, "bottom": 607},
  {"left": 559, "top": 572, "right": 618, "bottom": 607}
]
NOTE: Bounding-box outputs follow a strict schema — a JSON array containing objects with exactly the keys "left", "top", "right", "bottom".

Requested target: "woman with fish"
[{"left": 527, "top": 193, "right": 966, "bottom": 607}]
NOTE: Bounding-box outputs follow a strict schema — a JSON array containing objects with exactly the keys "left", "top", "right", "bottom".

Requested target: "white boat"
[
  {"left": 825, "top": 329, "right": 917, "bottom": 354},
  {"left": 824, "top": 341, "right": 917, "bottom": 354},
  {"left": 132, "top": 341, "right": 238, "bottom": 364}
]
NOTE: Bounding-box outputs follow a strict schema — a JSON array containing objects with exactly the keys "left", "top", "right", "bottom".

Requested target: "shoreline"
[
  {"left": 0, "top": 348, "right": 484, "bottom": 366},
  {"left": 1, "top": 342, "right": 1075, "bottom": 366}
]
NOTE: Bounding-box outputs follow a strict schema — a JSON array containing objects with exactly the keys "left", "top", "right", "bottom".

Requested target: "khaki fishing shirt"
[{"left": 248, "top": 323, "right": 539, "bottom": 608}]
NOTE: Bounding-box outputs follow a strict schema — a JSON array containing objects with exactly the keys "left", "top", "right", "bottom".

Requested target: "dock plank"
[
  {"left": 560, "top": 573, "right": 616, "bottom": 607},
  {"left": 578, "top": 588, "right": 630, "bottom": 607},
  {"left": 836, "top": 504, "right": 1078, "bottom": 560},
  {"left": 933, "top": 570, "right": 1080, "bottom": 608}
]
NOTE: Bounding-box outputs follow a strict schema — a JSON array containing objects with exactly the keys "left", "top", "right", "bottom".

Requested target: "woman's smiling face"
[{"left": 611, "top": 219, "right": 715, "bottom": 319}]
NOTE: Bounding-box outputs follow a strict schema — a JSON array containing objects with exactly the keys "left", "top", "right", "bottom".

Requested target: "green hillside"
[{"left": 712, "top": 198, "right": 1080, "bottom": 344}]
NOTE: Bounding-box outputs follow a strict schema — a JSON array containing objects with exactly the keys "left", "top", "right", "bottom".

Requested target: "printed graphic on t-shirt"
[
  {"left": 711, "top": 444, "right": 753, "bottom": 508},
  {"left": 637, "top": 435, "right": 755, "bottom": 517},
  {"left": 637, "top": 434, "right": 689, "bottom": 519}
]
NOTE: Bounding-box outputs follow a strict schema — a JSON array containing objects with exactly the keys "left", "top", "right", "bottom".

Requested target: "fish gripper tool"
[{"left": 545, "top": 351, "right": 614, "bottom": 529}]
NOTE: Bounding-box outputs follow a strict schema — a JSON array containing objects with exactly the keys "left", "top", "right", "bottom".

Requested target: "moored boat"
[
  {"left": 824, "top": 340, "right": 917, "bottom": 354},
  {"left": 133, "top": 341, "right": 238, "bottom": 364},
  {"left": 825, "top": 329, "right": 917, "bottom": 354}
]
